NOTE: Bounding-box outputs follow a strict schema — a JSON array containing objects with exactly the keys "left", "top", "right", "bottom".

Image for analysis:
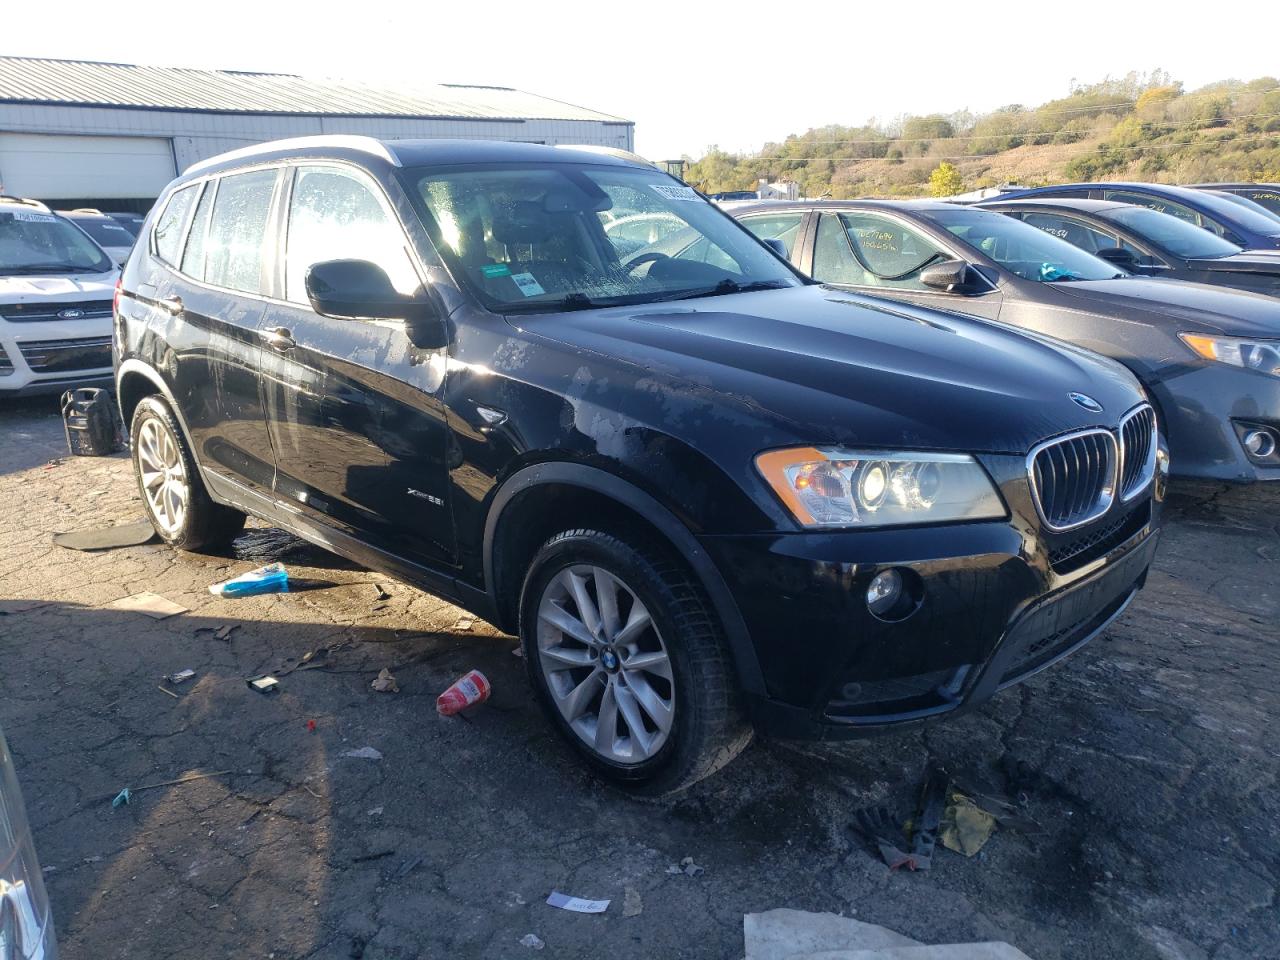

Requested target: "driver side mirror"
[
  {"left": 920, "top": 259, "right": 985, "bottom": 294},
  {"left": 305, "top": 259, "right": 447, "bottom": 349},
  {"left": 1095, "top": 247, "right": 1139, "bottom": 271},
  {"left": 761, "top": 237, "right": 789, "bottom": 259}
]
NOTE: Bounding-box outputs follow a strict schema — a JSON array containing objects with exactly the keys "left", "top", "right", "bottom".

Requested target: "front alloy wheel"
[
  {"left": 135, "top": 415, "right": 189, "bottom": 536},
  {"left": 521, "top": 529, "right": 752, "bottom": 797},
  {"left": 537, "top": 564, "right": 676, "bottom": 764}
]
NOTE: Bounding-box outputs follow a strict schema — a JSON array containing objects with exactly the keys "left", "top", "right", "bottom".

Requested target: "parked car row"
[{"left": 729, "top": 187, "right": 1280, "bottom": 483}]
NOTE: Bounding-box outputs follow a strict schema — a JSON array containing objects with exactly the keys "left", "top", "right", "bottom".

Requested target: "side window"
[
  {"left": 181, "top": 181, "right": 215, "bottom": 281},
  {"left": 838, "top": 213, "right": 946, "bottom": 291},
  {"left": 205, "top": 168, "right": 278, "bottom": 294},
  {"left": 1102, "top": 191, "right": 1200, "bottom": 226},
  {"left": 152, "top": 184, "right": 198, "bottom": 266},
  {"left": 1019, "top": 213, "right": 1119, "bottom": 253},
  {"left": 813, "top": 214, "right": 869, "bottom": 285},
  {"left": 739, "top": 213, "right": 805, "bottom": 258},
  {"left": 285, "top": 166, "right": 419, "bottom": 304}
]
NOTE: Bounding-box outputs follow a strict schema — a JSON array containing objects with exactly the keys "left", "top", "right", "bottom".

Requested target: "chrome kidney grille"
[
  {"left": 1028, "top": 404, "right": 1157, "bottom": 532},
  {"left": 1118, "top": 405, "right": 1158, "bottom": 501}
]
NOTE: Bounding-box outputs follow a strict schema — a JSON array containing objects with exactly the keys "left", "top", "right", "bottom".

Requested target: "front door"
[
  {"left": 808, "top": 212, "right": 1004, "bottom": 320},
  {"left": 258, "top": 163, "right": 455, "bottom": 568}
]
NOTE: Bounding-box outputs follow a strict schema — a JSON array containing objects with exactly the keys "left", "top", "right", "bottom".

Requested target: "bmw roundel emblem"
[
  {"left": 1069, "top": 392, "right": 1103, "bottom": 413},
  {"left": 57, "top": 308, "right": 85, "bottom": 320}
]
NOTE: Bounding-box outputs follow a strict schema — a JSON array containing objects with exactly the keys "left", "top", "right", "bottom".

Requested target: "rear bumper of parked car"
[
  {"left": 700, "top": 492, "right": 1161, "bottom": 741},
  {"left": 0, "top": 320, "right": 114, "bottom": 397},
  {"left": 1150, "top": 365, "right": 1280, "bottom": 482}
]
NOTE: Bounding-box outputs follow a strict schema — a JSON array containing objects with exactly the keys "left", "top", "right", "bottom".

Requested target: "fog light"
[
  {"left": 1243, "top": 428, "right": 1276, "bottom": 459},
  {"left": 866, "top": 569, "right": 903, "bottom": 616}
]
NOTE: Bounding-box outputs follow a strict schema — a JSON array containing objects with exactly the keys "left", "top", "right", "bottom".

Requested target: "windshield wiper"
[
  {"left": 6, "top": 264, "right": 104, "bottom": 274},
  {"left": 655, "top": 278, "right": 791, "bottom": 302},
  {"left": 506, "top": 292, "right": 602, "bottom": 314}
]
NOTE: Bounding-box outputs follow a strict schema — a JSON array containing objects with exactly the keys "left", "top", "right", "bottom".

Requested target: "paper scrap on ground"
[
  {"left": 546, "top": 891, "right": 609, "bottom": 913},
  {"left": 743, "top": 909, "right": 919, "bottom": 960},
  {"left": 371, "top": 668, "right": 399, "bottom": 693},
  {"left": 108, "top": 592, "right": 188, "bottom": 619},
  {"left": 342, "top": 746, "right": 383, "bottom": 761},
  {"left": 622, "top": 886, "right": 643, "bottom": 918},
  {"left": 789, "top": 944, "right": 1032, "bottom": 959}
]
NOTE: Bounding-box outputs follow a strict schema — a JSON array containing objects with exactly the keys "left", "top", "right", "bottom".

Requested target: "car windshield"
[
  {"left": 929, "top": 207, "right": 1123, "bottom": 282},
  {"left": 1102, "top": 206, "right": 1243, "bottom": 259},
  {"left": 1210, "top": 191, "right": 1280, "bottom": 225},
  {"left": 1188, "top": 189, "right": 1280, "bottom": 236},
  {"left": 71, "top": 216, "right": 136, "bottom": 249},
  {"left": 402, "top": 163, "right": 800, "bottom": 312},
  {"left": 0, "top": 210, "right": 114, "bottom": 273}
]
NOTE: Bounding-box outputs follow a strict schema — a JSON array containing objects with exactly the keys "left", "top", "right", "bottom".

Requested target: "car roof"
[
  {"left": 978, "top": 197, "right": 1131, "bottom": 214},
  {"left": 1006, "top": 181, "right": 1223, "bottom": 202},
  {"left": 58, "top": 209, "right": 115, "bottom": 220},
  {"left": 180, "top": 135, "right": 652, "bottom": 183},
  {"left": 1187, "top": 182, "right": 1280, "bottom": 190},
  {"left": 729, "top": 198, "right": 963, "bottom": 216}
]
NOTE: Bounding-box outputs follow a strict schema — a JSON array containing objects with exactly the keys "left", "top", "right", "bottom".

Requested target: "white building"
[{"left": 0, "top": 57, "right": 633, "bottom": 210}]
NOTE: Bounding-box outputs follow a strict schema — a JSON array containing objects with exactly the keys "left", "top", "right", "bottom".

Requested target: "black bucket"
[{"left": 61, "top": 388, "right": 122, "bottom": 456}]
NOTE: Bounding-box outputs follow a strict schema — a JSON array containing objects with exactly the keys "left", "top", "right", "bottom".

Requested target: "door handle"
[
  {"left": 260, "top": 326, "right": 296, "bottom": 351},
  {"left": 158, "top": 295, "right": 184, "bottom": 316}
]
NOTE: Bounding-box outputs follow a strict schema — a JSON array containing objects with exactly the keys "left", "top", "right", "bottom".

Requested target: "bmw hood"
[
  {"left": 521, "top": 285, "right": 1144, "bottom": 455},
  {"left": 1056, "top": 276, "right": 1280, "bottom": 337}
]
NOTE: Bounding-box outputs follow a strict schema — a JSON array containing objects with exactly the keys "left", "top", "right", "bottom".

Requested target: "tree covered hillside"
[{"left": 681, "top": 72, "right": 1280, "bottom": 198}]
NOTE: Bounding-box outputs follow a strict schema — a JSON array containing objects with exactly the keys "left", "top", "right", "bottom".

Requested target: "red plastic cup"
[{"left": 436, "top": 670, "right": 491, "bottom": 716}]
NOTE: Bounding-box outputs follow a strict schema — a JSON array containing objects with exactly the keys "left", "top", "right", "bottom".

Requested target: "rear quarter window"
[{"left": 152, "top": 185, "right": 199, "bottom": 266}]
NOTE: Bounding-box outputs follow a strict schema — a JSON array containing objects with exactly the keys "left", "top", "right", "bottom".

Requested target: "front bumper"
[
  {"left": 0, "top": 318, "right": 114, "bottom": 397},
  {"left": 701, "top": 467, "right": 1161, "bottom": 740},
  {"left": 1149, "top": 364, "right": 1280, "bottom": 482}
]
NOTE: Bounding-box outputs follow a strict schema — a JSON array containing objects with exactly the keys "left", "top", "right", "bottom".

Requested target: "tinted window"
[
  {"left": 1018, "top": 212, "right": 1119, "bottom": 253},
  {"left": 813, "top": 213, "right": 869, "bottom": 285},
  {"left": 285, "top": 166, "right": 419, "bottom": 304},
  {"left": 931, "top": 207, "right": 1121, "bottom": 282},
  {"left": 1239, "top": 188, "right": 1280, "bottom": 215},
  {"left": 811, "top": 213, "right": 945, "bottom": 291},
  {"left": 406, "top": 164, "right": 797, "bottom": 311},
  {"left": 0, "top": 209, "right": 113, "bottom": 274},
  {"left": 181, "top": 182, "right": 215, "bottom": 280},
  {"left": 153, "top": 185, "right": 198, "bottom": 266},
  {"left": 739, "top": 212, "right": 805, "bottom": 257},
  {"left": 1102, "top": 206, "right": 1242, "bottom": 259},
  {"left": 72, "top": 217, "right": 135, "bottom": 248},
  {"left": 205, "top": 169, "right": 278, "bottom": 294}
]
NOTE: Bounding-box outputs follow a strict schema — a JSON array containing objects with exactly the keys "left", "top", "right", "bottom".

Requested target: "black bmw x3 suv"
[{"left": 114, "top": 137, "right": 1164, "bottom": 795}]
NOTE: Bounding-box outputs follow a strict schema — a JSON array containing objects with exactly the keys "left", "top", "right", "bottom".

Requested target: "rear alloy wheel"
[
  {"left": 130, "top": 395, "right": 246, "bottom": 551},
  {"left": 521, "top": 529, "right": 752, "bottom": 797}
]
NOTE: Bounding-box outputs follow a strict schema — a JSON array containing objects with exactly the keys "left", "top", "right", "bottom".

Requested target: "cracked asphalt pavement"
[{"left": 1, "top": 396, "right": 1277, "bottom": 959}]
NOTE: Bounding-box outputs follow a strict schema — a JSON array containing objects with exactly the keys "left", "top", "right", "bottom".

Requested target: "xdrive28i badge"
[{"left": 1069, "top": 392, "right": 1103, "bottom": 413}]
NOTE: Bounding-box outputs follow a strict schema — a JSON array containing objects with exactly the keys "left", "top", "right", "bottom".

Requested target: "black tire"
[
  {"left": 520, "top": 529, "right": 752, "bottom": 798},
  {"left": 130, "top": 395, "right": 246, "bottom": 551}
]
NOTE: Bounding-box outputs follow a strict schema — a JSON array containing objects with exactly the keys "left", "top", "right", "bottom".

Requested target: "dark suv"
[{"left": 114, "top": 137, "right": 1163, "bottom": 795}]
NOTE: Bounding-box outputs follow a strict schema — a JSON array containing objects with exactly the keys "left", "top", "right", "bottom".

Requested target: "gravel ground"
[{"left": 1, "top": 396, "right": 1277, "bottom": 960}]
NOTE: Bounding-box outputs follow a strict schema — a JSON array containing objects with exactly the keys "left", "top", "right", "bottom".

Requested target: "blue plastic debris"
[
  {"left": 111, "top": 788, "right": 131, "bottom": 808},
  {"left": 208, "top": 563, "right": 290, "bottom": 598}
]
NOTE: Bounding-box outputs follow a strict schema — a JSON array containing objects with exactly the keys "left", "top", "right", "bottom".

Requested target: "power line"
[
  {"left": 743, "top": 132, "right": 1280, "bottom": 164},
  {"left": 760, "top": 112, "right": 1280, "bottom": 147}
]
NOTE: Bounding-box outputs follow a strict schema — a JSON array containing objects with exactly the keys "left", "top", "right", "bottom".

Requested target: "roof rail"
[
  {"left": 68, "top": 207, "right": 105, "bottom": 215},
  {"left": 0, "top": 195, "right": 52, "bottom": 213},
  {"left": 184, "top": 135, "right": 400, "bottom": 176},
  {"left": 554, "top": 144, "right": 655, "bottom": 168}
]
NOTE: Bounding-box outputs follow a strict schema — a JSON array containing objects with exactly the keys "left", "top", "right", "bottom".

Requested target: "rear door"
[
  {"left": 145, "top": 171, "right": 280, "bottom": 493},
  {"left": 258, "top": 163, "right": 455, "bottom": 568},
  {"left": 809, "top": 211, "right": 1003, "bottom": 320}
]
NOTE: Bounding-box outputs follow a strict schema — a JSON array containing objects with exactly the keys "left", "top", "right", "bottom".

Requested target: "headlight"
[
  {"left": 1179, "top": 333, "right": 1280, "bottom": 377},
  {"left": 755, "top": 447, "right": 1005, "bottom": 528}
]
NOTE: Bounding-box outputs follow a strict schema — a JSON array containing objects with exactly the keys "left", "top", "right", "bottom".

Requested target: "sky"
[{"left": 7, "top": 0, "right": 1280, "bottom": 161}]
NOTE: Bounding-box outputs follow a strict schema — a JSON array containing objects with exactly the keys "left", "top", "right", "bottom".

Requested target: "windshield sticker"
[
  {"left": 12, "top": 212, "right": 58, "bottom": 222},
  {"left": 650, "top": 184, "right": 702, "bottom": 203},
  {"left": 511, "top": 272, "right": 546, "bottom": 297},
  {"left": 481, "top": 263, "right": 512, "bottom": 278}
]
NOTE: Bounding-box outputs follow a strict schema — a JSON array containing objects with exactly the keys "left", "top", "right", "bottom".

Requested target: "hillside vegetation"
[{"left": 681, "top": 72, "right": 1280, "bottom": 199}]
